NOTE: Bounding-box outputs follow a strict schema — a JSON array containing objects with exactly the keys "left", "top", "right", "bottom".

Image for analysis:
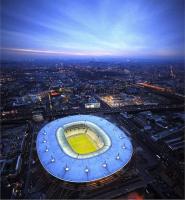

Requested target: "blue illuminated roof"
[{"left": 36, "top": 115, "right": 133, "bottom": 183}]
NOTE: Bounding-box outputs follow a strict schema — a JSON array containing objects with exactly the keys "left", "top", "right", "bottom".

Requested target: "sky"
[{"left": 1, "top": 0, "right": 185, "bottom": 60}]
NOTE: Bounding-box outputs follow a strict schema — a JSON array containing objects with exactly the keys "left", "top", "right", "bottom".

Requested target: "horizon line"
[{"left": 1, "top": 47, "right": 184, "bottom": 59}]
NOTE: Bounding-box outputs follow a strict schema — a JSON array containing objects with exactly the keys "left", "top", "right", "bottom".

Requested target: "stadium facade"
[{"left": 36, "top": 115, "right": 133, "bottom": 186}]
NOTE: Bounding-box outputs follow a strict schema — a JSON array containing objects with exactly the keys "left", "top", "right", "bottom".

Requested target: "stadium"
[{"left": 36, "top": 115, "right": 133, "bottom": 189}]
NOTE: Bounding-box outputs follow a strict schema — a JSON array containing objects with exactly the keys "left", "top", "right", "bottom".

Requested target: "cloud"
[{"left": 1, "top": 0, "right": 184, "bottom": 59}]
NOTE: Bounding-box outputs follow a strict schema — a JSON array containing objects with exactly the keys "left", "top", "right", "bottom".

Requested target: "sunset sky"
[{"left": 1, "top": 0, "right": 184, "bottom": 59}]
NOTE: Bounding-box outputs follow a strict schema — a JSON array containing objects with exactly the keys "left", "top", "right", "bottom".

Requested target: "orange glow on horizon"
[
  {"left": 1, "top": 47, "right": 114, "bottom": 57},
  {"left": 1, "top": 47, "right": 182, "bottom": 58}
]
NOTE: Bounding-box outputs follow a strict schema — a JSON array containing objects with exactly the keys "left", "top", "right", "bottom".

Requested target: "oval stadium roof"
[{"left": 36, "top": 115, "right": 133, "bottom": 183}]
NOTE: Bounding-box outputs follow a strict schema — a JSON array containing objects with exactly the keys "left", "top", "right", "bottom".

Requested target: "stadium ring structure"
[{"left": 36, "top": 115, "right": 133, "bottom": 185}]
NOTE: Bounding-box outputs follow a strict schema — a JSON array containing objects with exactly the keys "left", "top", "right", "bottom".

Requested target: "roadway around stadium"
[{"left": 36, "top": 115, "right": 133, "bottom": 183}]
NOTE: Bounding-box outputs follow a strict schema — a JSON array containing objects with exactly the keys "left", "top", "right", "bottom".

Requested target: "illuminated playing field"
[{"left": 67, "top": 133, "right": 98, "bottom": 154}]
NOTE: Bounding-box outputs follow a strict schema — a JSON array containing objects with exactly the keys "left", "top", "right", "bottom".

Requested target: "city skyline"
[{"left": 1, "top": 0, "right": 184, "bottom": 60}]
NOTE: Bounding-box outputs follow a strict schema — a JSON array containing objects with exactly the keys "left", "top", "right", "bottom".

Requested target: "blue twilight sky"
[{"left": 1, "top": 0, "right": 185, "bottom": 59}]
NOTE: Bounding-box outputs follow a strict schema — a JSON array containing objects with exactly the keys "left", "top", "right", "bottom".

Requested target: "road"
[{"left": 1, "top": 104, "right": 184, "bottom": 123}]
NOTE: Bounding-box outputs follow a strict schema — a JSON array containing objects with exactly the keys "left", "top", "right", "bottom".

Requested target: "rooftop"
[{"left": 36, "top": 115, "right": 133, "bottom": 183}]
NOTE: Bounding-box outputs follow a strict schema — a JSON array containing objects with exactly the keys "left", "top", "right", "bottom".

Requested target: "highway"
[{"left": 1, "top": 104, "right": 184, "bottom": 123}]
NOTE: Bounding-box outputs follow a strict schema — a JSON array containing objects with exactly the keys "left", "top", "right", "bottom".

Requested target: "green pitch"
[{"left": 67, "top": 133, "right": 98, "bottom": 154}]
